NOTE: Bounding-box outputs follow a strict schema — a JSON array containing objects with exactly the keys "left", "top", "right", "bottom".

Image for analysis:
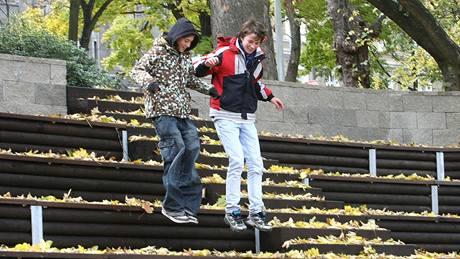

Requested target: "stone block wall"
[
  {"left": 0, "top": 54, "right": 67, "bottom": 115},
  {"left": 190, "top": 79, "right": 460, "bottom": 146}
]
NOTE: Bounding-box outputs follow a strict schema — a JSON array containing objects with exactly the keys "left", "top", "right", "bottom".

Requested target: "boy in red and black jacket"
[{"left": 195, "top": 19, "right": 285, "bottom": 232}]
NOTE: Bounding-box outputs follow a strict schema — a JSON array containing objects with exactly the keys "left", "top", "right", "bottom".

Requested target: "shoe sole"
[
  {"left": 187, "top": 217, "right": 199, "bottom": 224},
  {"left": 161, "top": 209, "right": 189, "bottom": 224},
  {"left": 246, "top": 219, "right": 272, "bottom": 232}
]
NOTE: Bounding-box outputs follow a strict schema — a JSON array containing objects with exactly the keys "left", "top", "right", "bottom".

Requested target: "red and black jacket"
[{"left": 195, "top": 37, "right": 274, "bottom": 119}]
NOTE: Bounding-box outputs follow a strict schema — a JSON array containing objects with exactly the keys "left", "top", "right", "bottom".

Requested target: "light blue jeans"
[{"left": 214, "top": 119, "right": 264, "bottom": 214}]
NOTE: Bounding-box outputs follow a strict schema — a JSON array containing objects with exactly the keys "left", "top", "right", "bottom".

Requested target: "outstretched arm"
[
  {"left": 270, "top": 97, "right": 285, "bottom": 111},
  {"left": 187, "top": 60, "right": 219, "bottom": 98},
  {"left": 256, "top": 81, "right": 284, "bottom": 110}
]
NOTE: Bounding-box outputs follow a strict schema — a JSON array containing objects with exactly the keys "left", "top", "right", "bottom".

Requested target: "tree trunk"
[
  {"left": 79, "top": 0, "right": 93, "bottom": 50},
  {"left": 79, "top": 0, "right": 114, "bottom": 50},
  {"left": 284, "top": 0, "right": 300, "bottom": 82},
  {"left": 367, "top": 0, "right": 460, "bottom": 90},
  {"left": 199, "top": 12, "right": 211, "bottom": 37},
  {"left": 210, "top": 0, "right": 278, "bottom": 80},
  {"left": 327, "top": 0, "right": 382, "bottom": 88},
  {"left": 68, "top": 0, "right": 80, "bottom": 43}
]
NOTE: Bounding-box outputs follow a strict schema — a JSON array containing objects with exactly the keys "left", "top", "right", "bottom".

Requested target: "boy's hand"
[
  {"left": 146, "top": 82, "right": 160, "bottom": 93},
  {"left": 270, "top": 97, "right": 285, "bottom": 111},
  {"left": 205, "top": 57, "right": 220, "bottom": 68}
]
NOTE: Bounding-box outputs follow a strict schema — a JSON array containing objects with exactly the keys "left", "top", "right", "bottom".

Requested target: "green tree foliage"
[
  {"left": 135, "top": 0, "right": 212, "bottom": 52},
  {"left": 429, "top": 0, "right": 460, "bottom": 43},
  {"left": 299, "top": 16, "right": 336, "bottom": 78},
  {"left": 20, "top": 0, "right": 213, "bottom": 78},
  {"left": 101, "top": 0, "right": 212, "bottom": 76},
  {"left": 101, "top": 15, "right": 153, "bottom": 75},
  {"left": 297, "top": 0, "right": 458, "bottom": 90},
  {"left": 21, "top": 1, "right": 70, "bottom": 37},
  {"left": 297, "top": 0, "right": 386, "bottom": 86},
  {"left": 296, "top": 0, "right": 335, "bottom": 78},
  {"left": 193, "top": 36, "right": 213, "bottom": 54},
  {"left": 377, "top": 0, "right": 459, "bottom": 90},
  {"left": 0, "top": 16, "right": 120, "bottom": 88}
]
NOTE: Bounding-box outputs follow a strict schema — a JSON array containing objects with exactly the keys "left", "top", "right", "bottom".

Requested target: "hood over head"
[{"left": 166, "top": 18, "right": 200, "bottom": 52}]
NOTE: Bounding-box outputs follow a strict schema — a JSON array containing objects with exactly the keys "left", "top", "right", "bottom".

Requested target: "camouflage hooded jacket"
[{"left": 130, "top": 19, "right": 213, "bottom": 119}]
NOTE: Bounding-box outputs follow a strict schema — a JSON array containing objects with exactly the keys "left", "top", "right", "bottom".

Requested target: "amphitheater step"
[
  {"left": 128, "top": 139, "right": 278, "bottom": 168},
  {"left": 0, "top": 154, "right": 165, "bottom": 202},
  {"left": 0, "top": 113, "right": 125, "bottom": 159},
  {"left": 282, "top": 243, "right": 416, "bottom": 256},
  {"left": 260, "top": 228, "right": 393, "bottom": 252},
  {"left": 0, "top": 202, "right": 255, "bottom": 252}
]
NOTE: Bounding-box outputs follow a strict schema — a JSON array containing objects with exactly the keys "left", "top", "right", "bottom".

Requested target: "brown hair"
[{"left": 237, "top": 19, "right": 267, "bottom": 41}]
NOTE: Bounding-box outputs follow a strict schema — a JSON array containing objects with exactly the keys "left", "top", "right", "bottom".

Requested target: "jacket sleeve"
[
  {"left": 194, "top": 63, "right": 211, "bottom": 77},
  {"left": 256, "top": 80, "right": 274, "bottom": 102},
  {"left": 187, "top": 58, "right": 214, "bottom": 95},
  {"left": 193, "top": 52, "right": 222, "bottom": 77},
  {"left": 130, "top": 48, "right": 160, "bottom": 92}
]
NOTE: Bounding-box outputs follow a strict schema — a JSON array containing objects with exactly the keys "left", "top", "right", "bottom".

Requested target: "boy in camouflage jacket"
[{"left": 131, "top": 18, "right": 219, "bottom": 224}]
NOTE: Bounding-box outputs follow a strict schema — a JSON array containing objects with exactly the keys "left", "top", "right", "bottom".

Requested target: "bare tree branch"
[
  {"left": 367, "top": 0, "right": 460, "bottom": 90},
  {"left": 0, "top": 6, "right": 8, "bottom": 17},
  {"left": 369, "top": 14, "right": 385, "bottom": 38},
  {"left": 120, "top": 10, "right": 145, "bottom": 15},
  {"left": 370, "top": 49, "right": 404, "bottom": 86},
  {"left": 79, "top": 0, "right": 87, "bottom": 9},
  {"left": 5, "top": 0, "right": 9, "bottom": 23},
  {"left": 89, "top": 0, "right": 113, "bottom": 31}
]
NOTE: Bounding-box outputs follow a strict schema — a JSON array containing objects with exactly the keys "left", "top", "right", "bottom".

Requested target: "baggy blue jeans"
[{"left": 153, "top": 116, "right": 202, "bottom": 216}]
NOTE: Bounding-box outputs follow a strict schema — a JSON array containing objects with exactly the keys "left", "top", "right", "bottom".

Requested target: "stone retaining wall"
[
  {"left": 190, "top": 80, "right": 460, "bottom": 146},
  {"left": 0, "top": 54, "right": 67, "bottom": 116}
]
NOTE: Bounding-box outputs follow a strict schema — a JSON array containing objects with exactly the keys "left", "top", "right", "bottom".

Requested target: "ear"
[{"left": 262, "top": 36, "right": 268, "bottom": 43}]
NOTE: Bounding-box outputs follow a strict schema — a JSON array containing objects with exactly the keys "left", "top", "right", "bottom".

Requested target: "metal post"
[
  {"left": 255, "top": 228, "right": 260, "bottom": 253},
  {"left": 274, "top": 0, "right": 284, "bottom": 81},
  {"left": 369, "top": 149, "right": 377, "bottom": 177},
  {"left": 302, "top": 178, "right": 309, "bottom": 185},
  {"left": 30, "top": 206, "right": 43, "bottom": 245},
  {"left": 436, "top": 152, "right": 445, "bottom": 181},
  {"left": 431, "top": 185, "right": 439, "bottom": 215},
  {"left": 122, "top": 130, "right": 129, "bottom": 161}
]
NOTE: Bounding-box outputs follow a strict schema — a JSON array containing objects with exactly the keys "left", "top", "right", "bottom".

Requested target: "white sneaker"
[
  {"left": 161, "top": 208, "right": 189, "bottom": 224},
  {"left": 187, "top": 215, "right": 199, "bottom": 224},
  {"left": 224, "top": 210, "right": 247, "bottom": 232},
  {"left": 185, "top": 209, "right": 199, "bottom": 224}
]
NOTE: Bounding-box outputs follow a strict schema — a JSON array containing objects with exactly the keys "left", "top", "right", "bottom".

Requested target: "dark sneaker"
[
  {"left": 161, "top": 208, "right": 189, "bottom": 224},
  {"left": 246, "top": 211, "right": 272, "bottom": 232},
  {"left": 224, "top": 210, "right": 247, "bottom": 232}
]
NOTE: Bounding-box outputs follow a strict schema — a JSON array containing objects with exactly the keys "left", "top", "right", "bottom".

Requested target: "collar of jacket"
[{"left": 229, "top": 37, "right": 265, "bottom": 59}]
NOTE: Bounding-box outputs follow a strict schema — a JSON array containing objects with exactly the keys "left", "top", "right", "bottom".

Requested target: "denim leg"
[
  {"left": 178, "top": 119, "right": 202, "bottom": 216},
  {"left": 240, "top": 122, "right": 264, "bottom": 214},
  {"left": 154, "top": 116, "right": 186, "bottom": 213},
  {"left": 214, "top": 119, "right": 244, "bottom": 214}
]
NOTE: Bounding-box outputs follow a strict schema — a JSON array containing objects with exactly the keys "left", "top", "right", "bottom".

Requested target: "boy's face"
[
  {"left": 177, "top": 35, "right": 195, "bottom": 53},
  {"left": 241, "top": 33, "right": 262, "bottom": 54}
]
